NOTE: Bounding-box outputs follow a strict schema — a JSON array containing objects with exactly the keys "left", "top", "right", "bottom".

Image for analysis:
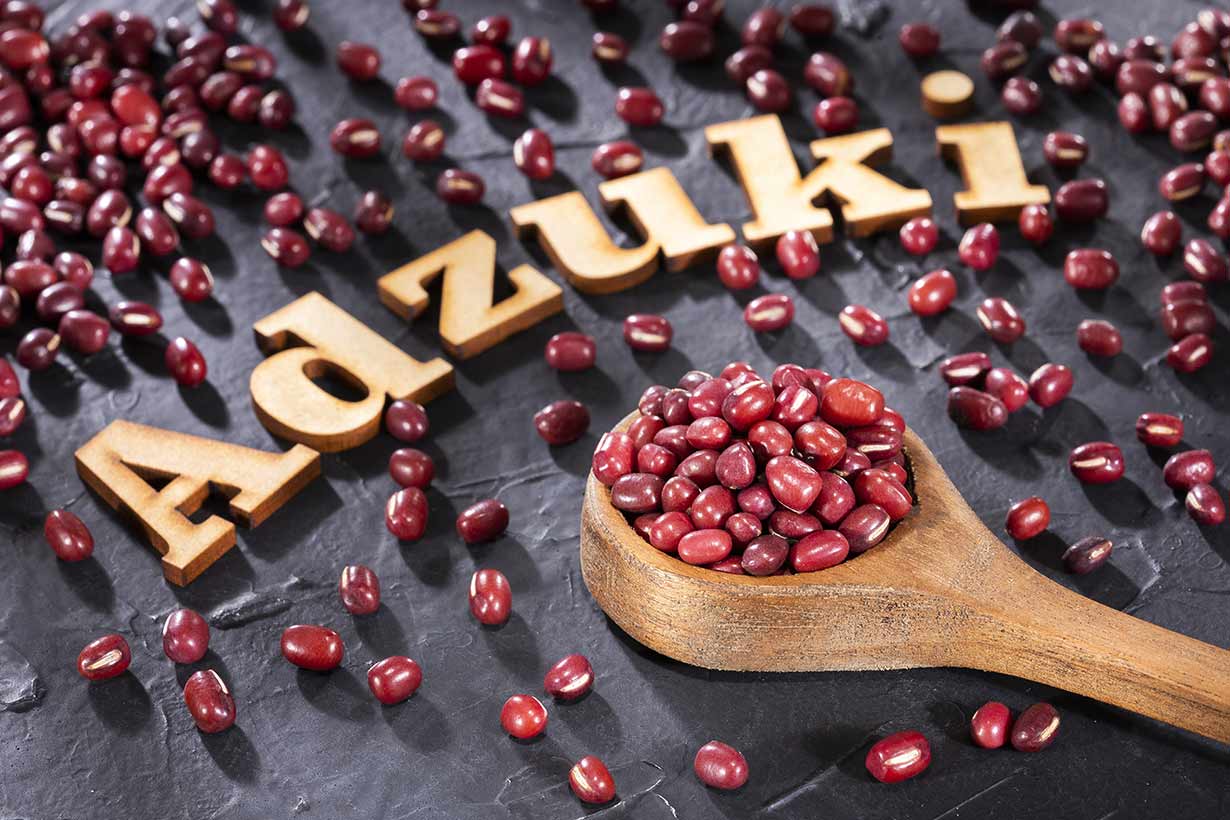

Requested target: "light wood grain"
[
  {"left": 921, "top": 70, "right": 975, "bottom": 119},
  {"left": 937, "top": 121, "right": 1051, "bottom": 224},
  {"left": 75, "top": 420, "right": 320, "bottom": 586},
  {"left": 377, "top": 230, "right": 563, "bottom": 360},
  {"left": 581, "top": 415, "right": 1230, "bottom": 743}
]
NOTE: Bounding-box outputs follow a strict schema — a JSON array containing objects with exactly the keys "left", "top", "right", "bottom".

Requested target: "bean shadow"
[{"left": 86, "top": 673, "right": 152, "bottom": 735}]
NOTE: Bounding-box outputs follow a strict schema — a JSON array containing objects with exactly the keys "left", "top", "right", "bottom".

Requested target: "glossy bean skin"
[
  {"left": 44, "top": 509, "right": 94, "bottom": 562},
  {"left": 971, "top": 701, "right": 1012, "bottom": 749},
  {"left": 368, "top": 656, "right": 422, "bottom": 704},
  {"left": 569, "top": 755, "right": 616, "bottom": 804},
  {"left": 456, "top": 499, "right": 509, "bottom": 543},
  {"left": 163, "top": 608, "right": 209, "bottom": 663},
  {"left": 1163, "top": 450, "right": 1215, "bottom": 491},
  {"left": 183, "top": 670, "right": 236, "bottom": 733},
  {"left": 947, "top": 387, "right": 1007, "bottom": 430},
  {"left": 1018, "top": 204, "right": 1053, "bottom": 244},
  {"left": 908, "top": 269, "right": 956, "bottom": 316},
  {"left": 1167, "top": 334, "right": 1212, "bottom": 373},
  {"left": 1063, "top": 248, "right": 1119, "bottom": 289},
  {"left": 280, "top": 625, "right": 344, "bottom": 671},
  {"left": 469, "top": 568, "right": 512, "bottom": 626},
  {"left": 1068, "top": 442, "right": 1124, "bottom": 484},
  {"left": 1063, "top": 536, "right": 1113, "bottom": 574},
  {"left": 1028, "top": 363, "right": 1073, "bottom": 408},
  {"left": 386, "top": 400, "right": 428, "bottom": 442},
  {"left": 716, "top": 244, "right": 760, "bottom": 291},
  {"left": 534, "top": 400, "right": 590, "bottom": 445},
  {"left": 1135, "top": 413, "right": 1182, "bottom": 448},
  {"left": 677, "top": 528, "right": 733, "bottom": 565},
  {"left": 386, "top": 487, "right": 429, "bottom": 540},
  {"left": 77, "top": 634, "right": 131, "bottom": 681},
  {"left": 623, "top": 313, "right": 672, "bottom": 352},
  {"left": 0, "top": 450, "right": 28, "bottom": 489},
  {"left": 1141, "top": 210, "right": 1181, "bottom": 254},
  {"left": 500, "top": 694, "right": 548, "bottom": 739},
  {"left": 1076, "top": 319, "right": 1122, "bottom": 357},
  {"left": 940, "top": 352, "right": 991, "bottom": 386},
  {"left": 1054, "top": 178, "right": 1108, "bottom": 223},
  {"left": 615, "top": 86, "right": 663, "bottom": 126},
  {"left": 339, "top": 564, "right": 381, "bottom": 615},
  {"left": 164, "top": 337, "right": 206, "bottom": 386},
  {"left": 958, "top": 223, "right": 999, "bottom": 270},
  {"left": 776, "top": 230, "right": 820, "bottom": 280},
  {"left": 544, "top": 653, "right": 594, "bottom": 701},
  {"left": 838, "top": 304, "right": 888, "bottom": 346},
  {"left": 865, "top": 731, "right": 931, "bottom": 783},
  {"left": 790, "top": 530, "right": 850, "bottom": 572},
  {"left": 1006, "top": 497, "right": 1049, "bottom": 540},
  {"left": 1001, "top": 77, "right": 1042, "bottom": 115},
  {"left": 744, "top": 294, "right": 794, "bottom": 332},
  {"left": 591, "top": 141, "right": 643, "bottom": 179},
  {"left": 694, "top": 740, "right": 749, "bottom": 790},
  {"left": 1187, "top": 484, "right": 1227, "bottom": 526},
  {"left": 1010, "top": 703, "right": 1060, "bottom": 751},
  {"left": 544, "top": 332, "right": 595, "bottom": 371},
  {"left": 839, "top": 503, "right": 892, "bottom": 553}
]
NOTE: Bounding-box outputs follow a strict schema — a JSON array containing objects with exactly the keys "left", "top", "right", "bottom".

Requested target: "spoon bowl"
[{"left": 581, "top": 418, "right": 1230, "bottom": 743}]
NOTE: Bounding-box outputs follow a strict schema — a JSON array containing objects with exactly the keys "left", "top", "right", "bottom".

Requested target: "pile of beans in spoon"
[{"left": 592, "top": 362, "right": 913, "bottom": 576}]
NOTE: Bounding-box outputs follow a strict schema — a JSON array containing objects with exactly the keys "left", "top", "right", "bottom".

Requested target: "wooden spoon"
[{"left": 580, "top": 420, "right": 1230, "bottom": 744}]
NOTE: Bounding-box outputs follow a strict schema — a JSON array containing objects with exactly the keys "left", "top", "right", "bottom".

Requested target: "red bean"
[
  {"left": 386, "top": 485, "right": 429, "bottom": 540},
  {"left": 744, "top": 294, "right": 794, "bottom": 332},
  {"left": 273, "top": 0, "right": 311, "bottom": 31},
  {"left": 469, "top": 568, "right": 512, "bottom": 626},
  {"left": 1187, "top": 484, "right": 1226, "bottom": 526},
  {"left": 898, "top": 216, "right": 937, "bottom": 256},
  {"left": 456, "top": 499, "right": 509, "bottom": 544},
  {"left": 452, "top": 44, "right": 505, "bottom": 85},
  {"left": 677, "top": 528, "right": 733, "bottom": 565},
  {"left": 183, "top": 670, "right": 235, "bottom": 733},
  {"left": 302, "top": 207, "right": 353, "bottom": 252},
  {"left": 694, "top": 740, "right": 749, "bottom": 790},
  {"left": 1117, "top": 59, "right": 1166, "bottom": 97},
  {"left": 907, "top": 269, "right": 956, "bottom": 316},
  {"left": 569, "top": 755, "right": 616, "bottom": 804},
  {"left": 958, "top": 223, "right": 998, "bottom": 270},
  {"left": 660, "top": 21, "right": 713, "bottom": 61},
  {"left": 352, "top": 190, "right": 393, "bottom": 235},
  {"left": 383, "top": 400, "right": 427, "bottom": 442},
  {"left": 1135, "top": 413, "right": 1182, "bottom": 448},
  {"left": 1028, "top": 363, "right": 1072, "bottom": 408},
  {"left": 1055, "top": 178, "right": 1108, "bottom": 223},
  {"left": 1183, "top": 239, "right": 1229, "bottom": 284},
  {"left": 243, "top": 147, "right": 287, "bottom": 195},
  {"left": 981, "top": 40, "right": 1027, "bottom": 79},
  {"left": 971, "top": 701, "right": 1011, "bottom": 749},
  {"left": 330, "top": 118, "right": 381, "bottom": 159},
  {"left": 403, "top": 120, "right": 446, "bottom": 161},
  {"left": 838, "top": 304, "right": 888, "bottom": 346},
  {"left": 413, "top": 9, "right": 460, "bottom": 38},
  {"left": 1159, "top": 163, "right": 1205, "bottom": 202},
  {"left": 790, "top": 3, "right": 835, "bottom": 36},
  {"left": 1049, "top": 55, "right": 1093, "bottom": 92},
  {"left": 1141, "top": 210, "right": 1181, "bottom": 255},
  {"left": 819, "top": 378, "right": 882, "bottom": 428},
  {"left": 590, "top": 31, "right": 628, "bottom": 64},
  {"left": 1005, "top": 497, "right": 1049, "bottom": 540},
  {"left": 1167, "top": 334, "right": 1212, "bottom": 373},
  {"left": 592, "top": 432, "right": 635, "bottom": 486},
  {"left": 939, "top": 352, "right": 991, "bottom": 386},
  {"left": 261, "top": 227, "right": 310, "bottom": 267},
  {"left": 338, "top": 564, "right": 380, "bottom": 615},
  {"left": 44, "top": 509, "right": 94, "bottom": 562},
  {"left": 624, "top": 314, "right": 672, "bottom": 352},
  {"left": 838, "top": 503, "right": 892, "bottom": 553},
  {"left": 1064, "top": 536, "right": 1113, "bottom": 575},
  {"left": 17, "top": 328, "right": 60, "bottom": 371},
  {"left": 77, "top": 633, "right": 131, "bottom": 681},
  {"left": 615, "top": 87, "right": 663, "bottom": 126},
  {"left": 437, "top": 168, "right": 486, "bottom": 204},
  {"left": 1160, "top": 281, "right": 1207, "bottom": 306},
  {"left": 1069, "top": 442, "right": 1124, "bottom": 484},
  {"left": 512, "top": 36, "right": 552, "bottom": 85},
  {"left": 776, "top": 230, "right": 820, "bottom": 279},
  {"left": 591, "top": 140, "right": 642, "bottom": 179},
  {"left": 109, "top": 301, "right": 162, "bottom": 336},
  {"left": 1042, "top": 131, "right": 1088, "bottom": 168},
  {"left": 36, "top": 283, "right": 83, "bottom": 324},
  {"left": 899, "top": 22, "right": 940, "bottom": 57},
  {"left": 163, "top": 608, "right": 209, "bottom": 663},
  {"left": 544, "top": 653, "right": 593, "bottom": 700},
  {"left": 1163, "top": 450, "right": 1215, "bottom": 491},
  {"left": 804, "top": 52, "right": 851, "bottom": 96},
  {"left": 0, "top": 450, "right": 27, "bottom": 489},
  {"left": 1161, "top": 300, "right": 1215, "bottom": 341},
  {"left": 367, "top": 656, "right": 422, "bottom": 705},
  {"left": 725, "top": 45, "right": 772, "bottom": 84},
  {"left": 1011, "top": 702, "right": 1061, "bottom": 752},
  {"left": 976, "top": 297, "right": 1025, "bottom": 343},
  {"left": 164, "top": 337, "right": 206, "bottom": 387},
  {"left": 535, "top": 400, "right": 590, "bottom": 446},
  {"left": 513, "top": 128, "right": 554, "bottom": 180},
  {"left": 500, "top": 694, "right": 547, "bottom": 739},
  {"left": 813, "top": 96, "right": 857, "bottom": 133},
  {"left": 1001, "top": 77, "right": 1042, "bottom": 115},
  {"left": 394, "top": 76, "right": 437, "bottom": 111},
  {"left": 865, "top": 731, "right": 931, "bottom": 783},
  {"left": 1171, "top": 112, "right": 1217, "bottom": 152},
  {"left": 947, "top": 386, "right": 1007, "bottom": 430},
  {"left": 280, "top": 624, "right": 343, "bottom": 671},
  {"left": 714, "top": 244, "right": 759, "bottom": 290},
  {"left": 854, "top": 469, "right": 911, "bottom": 520},
  {"left": 337, "top": 40, "right": 380, "bottom": 80},
  {"left": 1076, "top": 319, "right": 1122, "bottom": 357}
]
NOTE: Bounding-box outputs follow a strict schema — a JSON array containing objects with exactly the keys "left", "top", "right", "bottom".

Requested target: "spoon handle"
[{"left": 968, "top": 564, "right": 1230, "bottom": 744}]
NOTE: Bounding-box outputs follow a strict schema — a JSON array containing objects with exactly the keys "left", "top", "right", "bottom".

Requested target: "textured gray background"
[{"left": 1, "top": 0, "right": 1229, "bottom": 817}]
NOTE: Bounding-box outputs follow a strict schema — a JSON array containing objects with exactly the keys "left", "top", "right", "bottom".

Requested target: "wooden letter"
[
  {"left": 920, "top": 70, "right": 974, "bottom": 120},
  {"left": 75, "top": 420, "right": 320, "bottom": 586},
  {"left": 706, "top": 114, "right": 933, "bottom": 246},
  {"left": 377, "top": 230, "right": 563, "bottom": 360},
  {"left": 937, "top": 121, "right": 1050, "bottom": 224},
  {"left": 251, "top": 292, "right": 454, "bottom": 452},
  {"left": 509, "top": 167, "right": 735, "bottom": 294}
]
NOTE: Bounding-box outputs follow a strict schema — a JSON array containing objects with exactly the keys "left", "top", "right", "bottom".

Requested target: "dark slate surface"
[{"left": 2, "top": 0, "right": 1229, "bottom": 817}]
